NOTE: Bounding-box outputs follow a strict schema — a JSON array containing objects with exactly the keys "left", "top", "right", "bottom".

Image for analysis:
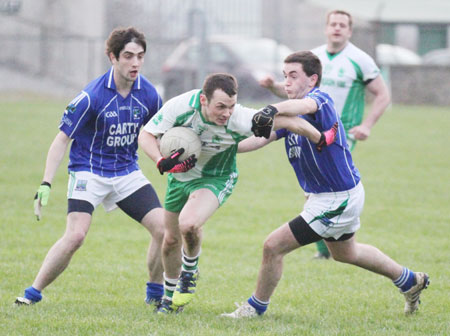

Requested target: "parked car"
[
  {"left": 161, "top": 35, "right": 293, "bottom": 102},
  {"left": 422, "top": 48, "right": 450, "bottom": 65},
  {"left": 376, "top": 44, "right": 422, "bottom": 65}
]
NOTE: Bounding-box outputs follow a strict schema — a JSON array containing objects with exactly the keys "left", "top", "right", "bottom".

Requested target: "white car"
[
  {"left": 376, "top": 44, "right": 422, "bottom": 65},
  {"left": 422, "top": 48, "right": 450, "bottom": 65},
  {"left": 162, "top": 35, "right": 293, "bottom": 101}
]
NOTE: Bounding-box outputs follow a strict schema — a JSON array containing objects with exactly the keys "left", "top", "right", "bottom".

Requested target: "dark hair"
[
  {"left": 202, "top": 73, "right": 238, "bottom": 100},
  {"left": 326, "top": 10, "right": 353, "bottom": 29},
  {"left": 105, "top": 26, "right": 146, "bottom": 60},
  {"left": 284, "top": 51, "right": 322, "bottom": 87}
]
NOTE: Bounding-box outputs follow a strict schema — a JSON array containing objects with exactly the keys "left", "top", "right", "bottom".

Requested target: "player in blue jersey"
[
  {"left": 260, "top": 10, "right": 391, "bottom": 259},
  {"left": 222, "top": 51, "right": 429, "bottom": 318},
  {"left": 15, "top": 27, "right": 166, "bottom": 306}
]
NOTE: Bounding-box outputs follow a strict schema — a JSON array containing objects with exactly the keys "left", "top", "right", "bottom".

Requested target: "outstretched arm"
[
  {"left": 271, "top": 97, "right": 318, "bottom": 116},
  {"left": 238, "top": 132, "right": 277, "bottom": 153},
  {"left": 349, "top": 75, "right": 390, "bottom": 140},
  {"left": 259, "top": 76, "right": 288, "bottom": 98},
  {"left": 249, "top": 97, "right": 319, "bottom": 139},
  {"left": 275, "top": 116, "right": 338, "bottom": 151},
  {"left": 274, "top": 116, "right": 321, "bottom": 143}
]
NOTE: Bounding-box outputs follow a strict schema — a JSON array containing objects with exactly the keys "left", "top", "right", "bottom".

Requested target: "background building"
[{"left": 1, "top": 0, "right": 450, "bottom": 104}]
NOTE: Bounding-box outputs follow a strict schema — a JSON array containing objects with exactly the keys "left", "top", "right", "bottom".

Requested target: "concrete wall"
[
  {"left": 1, "top": 0, "right": 107, "bottom": 90},
  {"left": 387, "top": 65, "right": 450, "bottom": 105}
]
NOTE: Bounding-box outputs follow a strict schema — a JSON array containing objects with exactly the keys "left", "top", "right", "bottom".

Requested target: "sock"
[
  {"left": 247, "top": 295, "right": 269, "bottom": 315},
  {"left": 393, "top": 267, "right": 416, "bottom": 292},
  {"left": 24, "top": 286, "right": 42, "bottom": 302},
  {"left": 316, "top": 240, "right": 330, "bottom": 255},
  {"left": 163, "top": 273, "right": 178, "bottom": 298},
  {"left": 181, "top": 248, "right": 200, "bottom": 273},
  {"left": 146, "top": 282, "right": 164, "bottom": 302}
]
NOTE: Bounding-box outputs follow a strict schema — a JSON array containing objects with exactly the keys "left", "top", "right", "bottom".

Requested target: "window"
[{"left": 418, "top": 24, "right": 448, "bottom": 55}]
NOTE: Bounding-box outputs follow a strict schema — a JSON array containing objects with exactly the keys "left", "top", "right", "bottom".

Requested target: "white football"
[{"left": 159, "top": 127, "right": 202, "bottom": 161}]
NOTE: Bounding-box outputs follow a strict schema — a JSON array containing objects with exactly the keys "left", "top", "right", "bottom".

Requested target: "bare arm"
[
  {"left": 274, "top": 115, "right": 321, "bottom": 143},
  {"left": 240, "top": 115, "right": 328, "bottom": 152},
  {"left": 259, "top": 76, "right": 288, "bottom": 98},
  {"left": 138, "top": 129, "right": 163, "bottom": 164},
  {"left": 42, "top": 131, "right": 71, "bottom": 183},
  {"left": 33, "top": 131, "right": 71, "bottom": 219},
  {"left": 271, "top": 97, "right": 318, "bottom": 116},
  {"left": 349, "top": 75, "right": 391, "bottom": 140},
  {"left": 238, "top": 132, "right": 277, "bottom": 153}
]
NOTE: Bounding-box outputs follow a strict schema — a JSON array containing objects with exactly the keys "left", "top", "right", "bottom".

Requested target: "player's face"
[
  {"left": 111, "top": 42, "right": 145, "bottom": 84},
  {"left": 201, "top": 89, "right": 237, "bottom": 126},
  {"left": 325, "top": 13, "right": 352, "bottom": 48},
  {"left": 283, "top": 62, "right": 317, "bottom": 99}
]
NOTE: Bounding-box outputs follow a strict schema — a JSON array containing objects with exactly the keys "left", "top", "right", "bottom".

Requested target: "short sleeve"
[
  {"left": 143, "top": 93, "right": 188, "bottom": 137},
  {"left": 227, "top": 104, "right": 257, "bottom": 137},
  {"left": 59, "top": 91, "right": 93, "bottom": 138}
]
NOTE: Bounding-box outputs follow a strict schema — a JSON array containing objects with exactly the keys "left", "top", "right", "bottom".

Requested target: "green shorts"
[{"left": 164, "top": 172, "right": 238, "bottom": 212}]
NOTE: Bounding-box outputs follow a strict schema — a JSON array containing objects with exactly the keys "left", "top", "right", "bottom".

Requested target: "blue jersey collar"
[{"left": 105, "top": 67, "right": 142, "bottom": 91}]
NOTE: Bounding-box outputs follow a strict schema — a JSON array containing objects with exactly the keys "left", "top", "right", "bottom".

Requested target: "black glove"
[
  {"left": 251, "top": 105, "right": 278, "bottom": 139},
  {"left": 157, "top": 148, "right": 197, "bottom": 175}
]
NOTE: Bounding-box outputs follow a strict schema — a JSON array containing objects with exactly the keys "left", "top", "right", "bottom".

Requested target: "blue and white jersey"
[
  {"left": 59, "top": 67, "right": 162, "bottom": 177},
  {"left": 275, "top": 88, "right": 360, "bottom": 193}
]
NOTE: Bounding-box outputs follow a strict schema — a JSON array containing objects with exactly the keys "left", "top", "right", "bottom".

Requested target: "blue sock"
[
  {"left": 146, "top": 282, "right": 164, "bottom": 302},
  {"left": 24, "top": 286, "right": 42, "bottom": 303},
  {"left": 247, "top": 295, "right": 269, "bottom": 315},
  {"left": 393, "top": 267, "right": 416, "bottom": 292}
]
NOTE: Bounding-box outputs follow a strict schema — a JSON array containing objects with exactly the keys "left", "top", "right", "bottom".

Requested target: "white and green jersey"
[
  {"left": 312, "top": 42, "right": 380, "bottom": 133},
  {"left": 144, "top": 89, "right": 256, "bottom": 181}
]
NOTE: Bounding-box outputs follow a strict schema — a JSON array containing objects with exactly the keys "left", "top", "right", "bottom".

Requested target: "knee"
[
  {"left": 178, "top": 217, "right": 199, "bottom": 237},
  {"left": 141, "top": 209, "right": 165, "bottom": 240},
  {"left": 151, "top": 222, "right": 165, "bottom": 243},
  {"left": 163, "top": 232, "right": 181, "bottom": 251},
  {"left": 331, "top": 250, "right": 355, "bottom": 264},
  {"left": 63, "top": 230, "right": 86, "bottom": 251},
  {"left": 262, "top": 236, "right": 282, "bottom": 260}
]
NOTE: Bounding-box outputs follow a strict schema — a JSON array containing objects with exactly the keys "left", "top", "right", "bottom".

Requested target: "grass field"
[{"left": 0, "top": 96, "right": 449, "bottom": 335}]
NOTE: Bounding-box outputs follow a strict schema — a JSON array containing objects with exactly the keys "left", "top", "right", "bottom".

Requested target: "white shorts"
[
  {"left": 301, "top": 182, "right": 365, "bottom": 240},
  {"left": 67, "top": 170, "right": 150, "bottom": 212}
]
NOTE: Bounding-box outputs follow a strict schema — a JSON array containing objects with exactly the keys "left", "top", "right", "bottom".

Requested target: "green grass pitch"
[{"left": 0, "top": 96, "right": 449, "bottom": 335}]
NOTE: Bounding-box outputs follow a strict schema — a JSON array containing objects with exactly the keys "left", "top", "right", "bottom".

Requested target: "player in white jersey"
[
  {"left": 15, "top": 27, "right": 166, "bottom": 307},
  {"left": 138, "top": 73, "right": 338, "bottom": 314},
  {"left": 259, "top": 10, "right": 391, "bottom": 259}
]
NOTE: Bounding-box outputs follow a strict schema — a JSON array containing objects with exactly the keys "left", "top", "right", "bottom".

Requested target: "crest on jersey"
[
  {"left": 212, "top": 135, "right": 223, "bottom": 144},
  {"left": 65, "top": 104, "right": 76, "bottom": 115},
  {"left": 133, "top": 107, "right": 141, "bottom": 119}
]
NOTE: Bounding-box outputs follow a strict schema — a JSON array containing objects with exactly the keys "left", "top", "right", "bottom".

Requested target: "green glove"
[{"left": 34, "top": 182, "right": 51, "bottom": 221}]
